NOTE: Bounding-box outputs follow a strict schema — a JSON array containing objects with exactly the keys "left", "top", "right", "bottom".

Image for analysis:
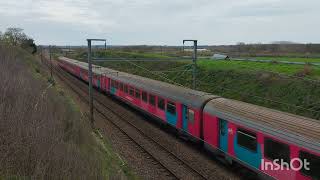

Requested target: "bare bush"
[
  {"left": 0, "top": 44, "right": 103, "bottom": 179},
  {"left": 294, "top": 64, "right": 313, "bottom": 77}
]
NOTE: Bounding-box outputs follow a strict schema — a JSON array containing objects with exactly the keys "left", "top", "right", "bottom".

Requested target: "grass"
[
  {"left": 198, "top": 60, "right": 320, "bottom": 79},
  {"left": 245, "top": 56, "right": 320, "bottom": 63},
  {"left": 0, "top": 44, "right": 136, "bottom": 179},
  {"left": 93, "top": 130, "right": 138, "bottom": 179}
]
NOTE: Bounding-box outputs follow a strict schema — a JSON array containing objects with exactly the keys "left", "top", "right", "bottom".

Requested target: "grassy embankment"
[
  {"left": 0, "top": 45, "right": 136, "bottom": 179},
  {"left": 69, "top": 50, "right": 320, "bottom": 120}
]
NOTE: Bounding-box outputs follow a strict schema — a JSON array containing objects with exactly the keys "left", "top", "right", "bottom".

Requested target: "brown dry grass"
[{"left": 0, "top": 44, "right": 104, "bottom": 179}]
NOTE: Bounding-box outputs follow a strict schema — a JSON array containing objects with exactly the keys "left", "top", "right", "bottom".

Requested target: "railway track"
[{"left": 43, "top": 59, "right": 211, "bottom": 179}]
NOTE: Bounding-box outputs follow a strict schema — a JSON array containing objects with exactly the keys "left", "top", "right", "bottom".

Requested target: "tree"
[
  {"left": 2, "top": 27, "right": 37, "bottom": 54},
  {"left": 236, "top": 42, "right": 246, "bottom": 55},
  {"left": 270, "top": 44, "right": 279, "bottom": 55},
  {"left": 21, "top": 38, "right": 37, "bottom": 54},
  {"left": 3, "top": 28, "right": 28, "bottom": 46}
]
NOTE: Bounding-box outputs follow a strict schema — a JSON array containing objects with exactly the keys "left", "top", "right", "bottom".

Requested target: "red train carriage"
[
  {"left": 203, "top": 98, "right": 320, "bottom": 180},
  {"left": 57, "top": 58, "right": 80, "bottom": 77},
  {"left": 58, "top": 57, "right": 218, "bottom": 139},
  {"left": 104, "top": 69, "right": 217, "bottom": 140}
]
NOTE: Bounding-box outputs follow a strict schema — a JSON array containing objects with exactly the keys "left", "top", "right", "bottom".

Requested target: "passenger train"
[{"left": 58, "top": 57, "right": 320, "bottom": 180}]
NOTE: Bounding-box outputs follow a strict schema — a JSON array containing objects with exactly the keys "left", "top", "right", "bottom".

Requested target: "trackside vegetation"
[{"left": 0, "top": 44, "right": 136, "bottom": 179}]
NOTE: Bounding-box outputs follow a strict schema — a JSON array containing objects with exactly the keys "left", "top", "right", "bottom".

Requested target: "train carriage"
[
  {"left": 58, "top": 57, "right": 217, "bottom": 139},
  {"left": 103, "top": 66, "right": 218, "bottom": 139},
  {"left": 203, "top": 98, "right": 320, "bottom": 180}
]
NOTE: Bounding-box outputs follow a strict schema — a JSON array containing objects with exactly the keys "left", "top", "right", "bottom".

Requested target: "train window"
[
  {"left": 167, "top": 101, "right": 176, "bottom": 115},
  {"left": 124, "top": 85, "right": 128, "bottom": 94},
  {"left": 219, "top": 119, "right": 226, "bottom": 136},
  {"left": 264, "top": 138, "right": 290, "bottom": 163},
  {"left": 129, "top": 87, "right": 134, "bottom": 96},
  {"left": 157, "top": 97, "right": 165, "bottom": 110},
  {"left": 237, "top": 128, "right": 257, "bottom": 152},
  {"left": 188, "top": 109, "right": 195, "bottom": 123},
  {"left": 135, "top": 89, "right": 141, "bottom": 99},
  {"left": 119, "top": 83, "right": 124, "bottom": 91},
  {"left": 142, "top": 91, "right": 148, "bottom": 102},
  {"left": 149, "top": 95, "right": 156, "bottom": 106},
  {"left": 299, "top": 151, "right": 320, "bottom": 179}
]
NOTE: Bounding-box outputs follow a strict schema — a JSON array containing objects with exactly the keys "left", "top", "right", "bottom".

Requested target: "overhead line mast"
[
  {"left": 87, "top": 38, "right": 107, "bottom": 128},
  {"left": 183, "top": 40, "right": 198, "bottom": 89}
]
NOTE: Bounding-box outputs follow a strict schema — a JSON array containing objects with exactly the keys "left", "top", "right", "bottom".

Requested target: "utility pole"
[
  {"left": 49, "top": 45, "right": 53, "bottom": 80},
  {"left": 87, "top": 39, "right": 107, "bottom": 128},
  {"left": 40, "top": 46, "right": 43, "bottom": 62},
  {"left": 183, "top": 40, "right": 198, "bottom": 89}
]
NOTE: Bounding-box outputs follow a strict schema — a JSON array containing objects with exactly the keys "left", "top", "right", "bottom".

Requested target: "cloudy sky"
[{"left": 0, "top": 0, "right": 319, "bottom": 45}]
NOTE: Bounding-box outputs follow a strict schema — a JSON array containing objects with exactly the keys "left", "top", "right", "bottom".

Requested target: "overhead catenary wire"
[
  {"left": 124, "top": 60, "right": 184, "bottom": 87},
  {"left": 152, "top": 64, "right": 193, "bottom": 73},
  {"left": 152, "top": 70, "right": 193, "bottom": 73},
  {"left": 171, "top": 65, "right": 193, "bottom": 82}
]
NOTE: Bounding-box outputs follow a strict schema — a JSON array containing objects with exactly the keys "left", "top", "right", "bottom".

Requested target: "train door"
[
  {"left": 100, "top": 76, "right": 105, "bottom": 92},
  {"left": 166, "top": 101, "right": 178, "bottom": 126},
  {"left": 110, "top": 80, "right": 116, "bottom": 95},
  {"left": 97, "top": 75, "right": 101, "bottom": 89},
  {"left": 219, "top": 118, "right": 228, "bottom": 152},
  {"left": 182, "top": 105, "right": 188, "bottom": 131},
  {"left": 106, "top": 77, "right": 110, "bottom": 92}
]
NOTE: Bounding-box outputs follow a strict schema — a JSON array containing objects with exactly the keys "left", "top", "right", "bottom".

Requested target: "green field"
[{"left": 246, "top": 56, "right": 320, "bottom": 63}]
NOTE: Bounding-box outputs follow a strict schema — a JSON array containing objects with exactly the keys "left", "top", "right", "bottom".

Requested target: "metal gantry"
[
  {"left": 87, "top": 39, "right": 107, "bottom": 127},
  {"left": 183, "top": 40, "right": 198, "bottom": 89}
]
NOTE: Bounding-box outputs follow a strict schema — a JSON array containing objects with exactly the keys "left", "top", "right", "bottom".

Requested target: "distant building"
[
  {"left": 211, "top": 54, "right": 230, "bottom": 60},
  {"left": 61, "top": 49, "right": 75, "bottom": 56},
  {"left": 184, "top": 48, "right": 210, "bottom": 52},
  {"left": 61, "top": 49, "right": 75, "bottom": 52}
]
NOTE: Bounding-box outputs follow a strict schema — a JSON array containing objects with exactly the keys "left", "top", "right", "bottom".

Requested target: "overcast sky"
[{"left": 0, "top": 0, "right": 319, "bottom": 45}]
